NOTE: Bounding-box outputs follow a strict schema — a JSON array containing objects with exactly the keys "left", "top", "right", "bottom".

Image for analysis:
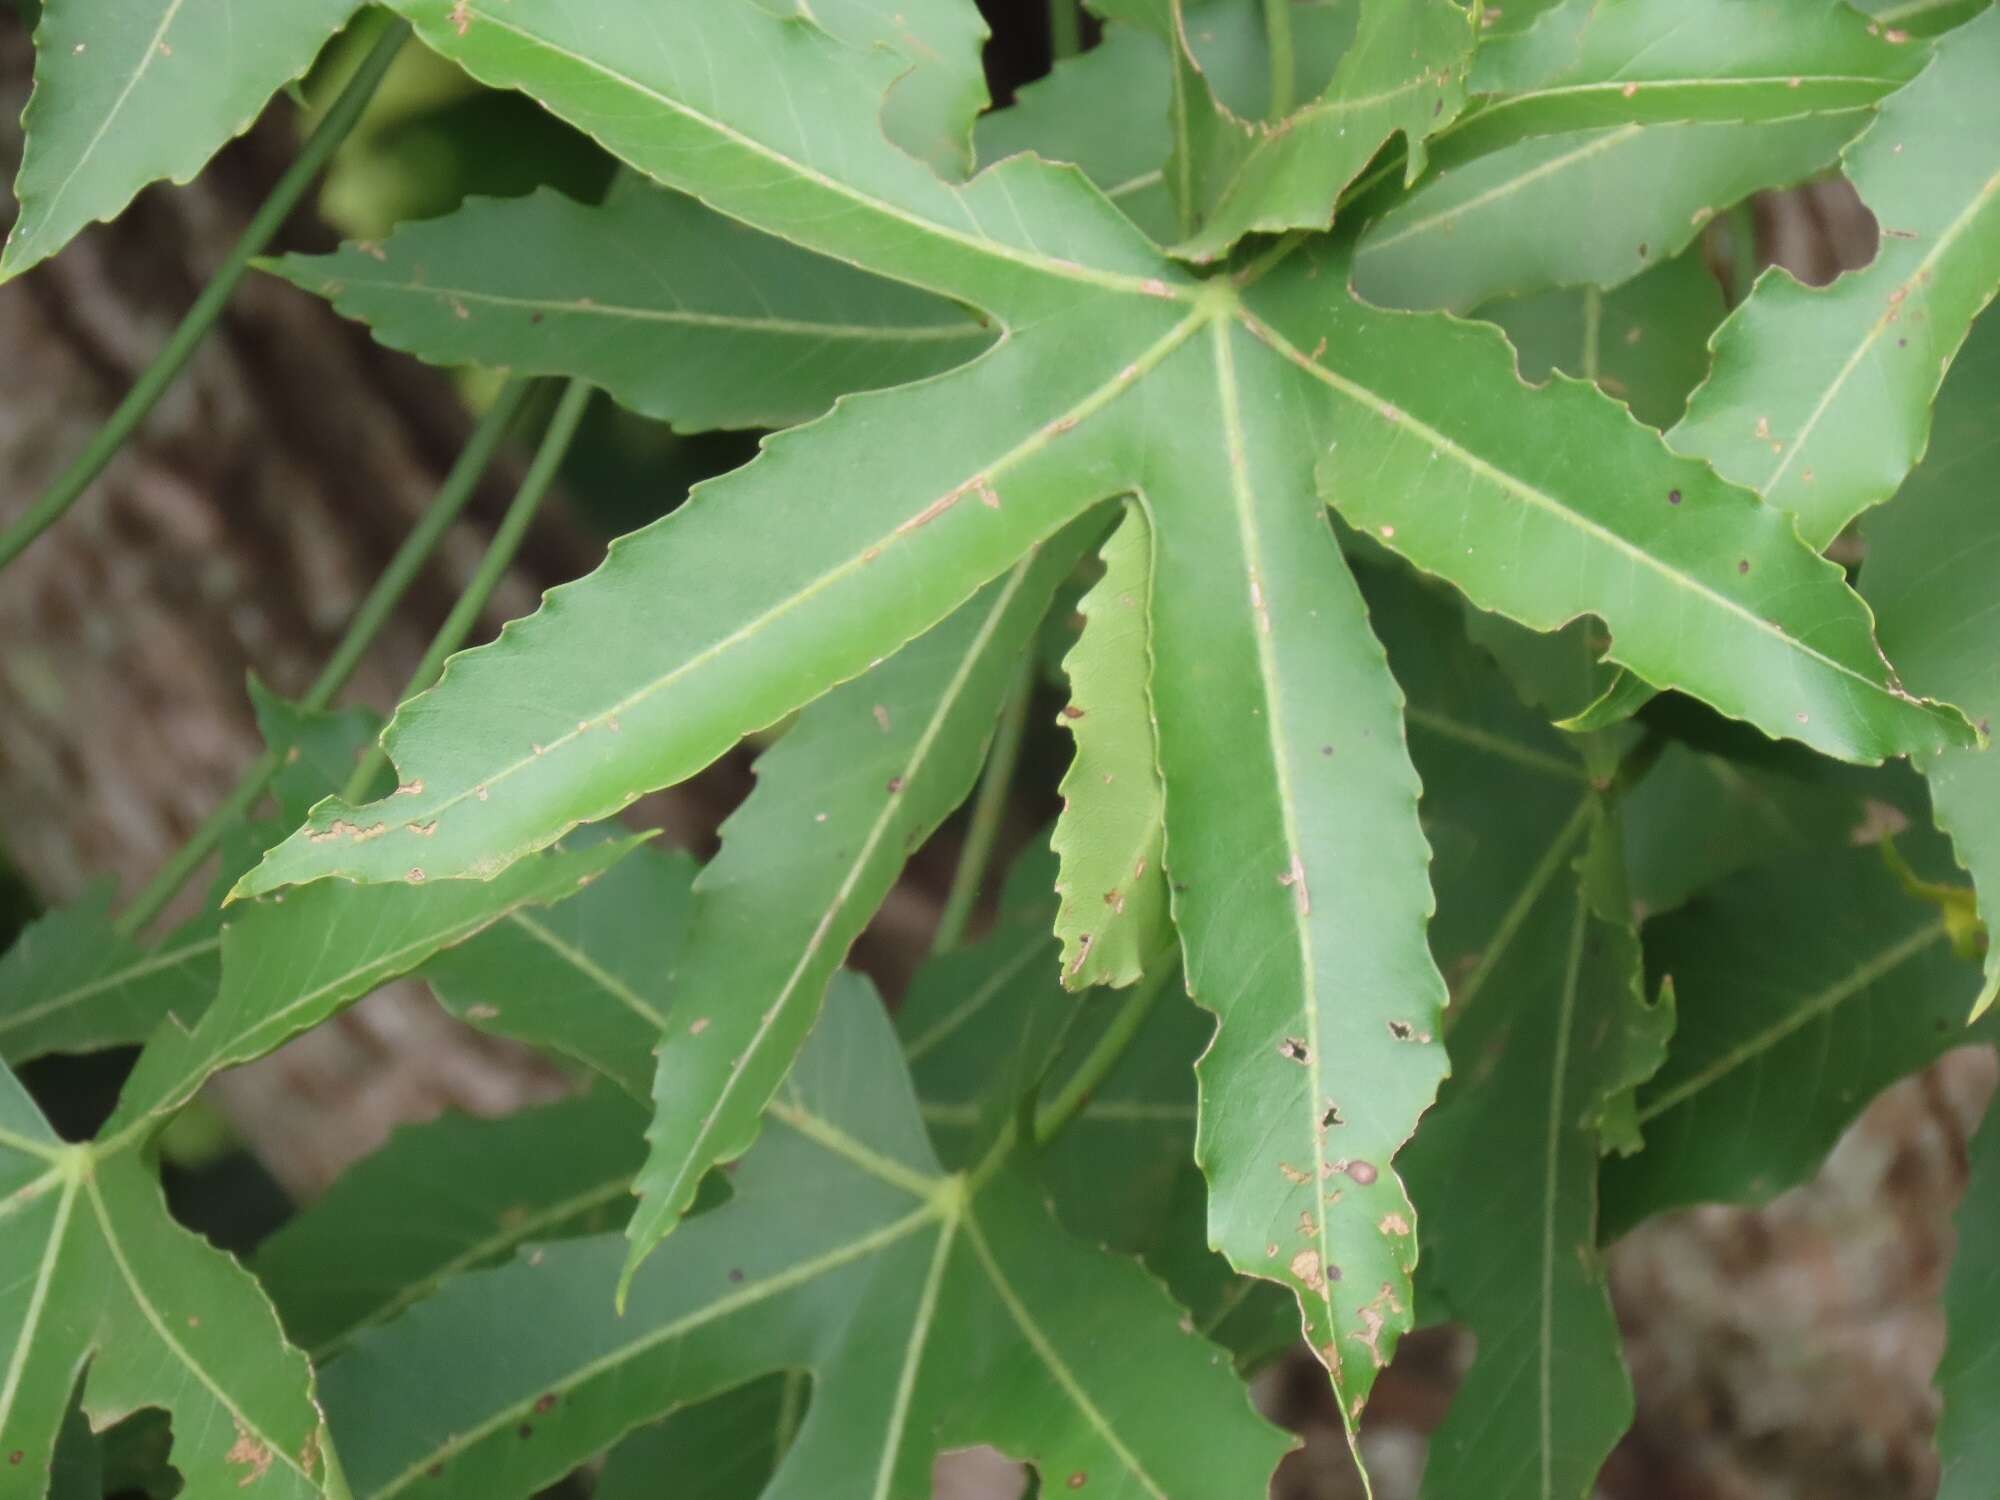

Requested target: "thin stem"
[
  {"left": 1033, "top": 959, "right": 1176, "bottom": 1147},
  {"left": 113, "top": 378, "right": 534, "bottom": 938},
  {"left": 1264, "top": 0, "right": 1297, "bottom": 117},
  {"left": 342, "top": 379, "right": 595, "bottom": 803},
  {"left": 0, "top": 19, "right": 411, "bottom": 576},
  {"left": 931, "top": 662, "right": 1034, "bottom": 956},
  {"left": 1049, "top": 0, "right": 1082, "bottom": 60}
]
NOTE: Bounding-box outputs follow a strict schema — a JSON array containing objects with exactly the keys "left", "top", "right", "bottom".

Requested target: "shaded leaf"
[
  {"left": 2, "top": 0, "right": 361, "bottom": 278},
  {"left": 1052, "top": 504, "right": 1171, "bottom": 989},
  {"left": 593, "top": 1378, "right": 796, "bottom": 1500},
  {"left": 1863, "top": 306, "right": 2000, "bottom": 1012},
  {"left": 624, "top": 529, "right": 1090, "bottom": 1280},
  {"left": 1670, "top": 7, "right": 2000, "bottom": 548},
  {"left": 317, "top": 977, "right": 1291, "bottom": 1500},
  {"left": 1600, "top": 837, "right": 1989, "bottom": 1236},
  {"left": 270, "top": 182, "right": 996, "bottom": 432},
  {"left": 252, "top": 1087, "right": 646, "bottom": 1357},
  {"left": 423, "top": 839, "right": 698, "bottom": 1097}
]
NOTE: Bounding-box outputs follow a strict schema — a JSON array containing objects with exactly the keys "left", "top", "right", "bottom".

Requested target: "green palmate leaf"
[
  {"left": 1052, "top": 505, "right": 1171, "bottom": 989},
  {"left": 253, "top": 1087, "right": 646, "bottom": 1357},
  {"left": 0, "top": 1067, "right": 333, "bottom": 1494},
  {"left": 593, "top": 1379, "right": 796, "bottom": 1500},
  {"left": 1480, "top": 250, "right": 1727, "bottom": 431},
  {"left": 103, "top": 838, "right": 641, "bottom": 1144},
  {"left": 1455, "top": 0, "right": 1926, "bottom": 154},
  {"left": 1351, "top": 111, "right": 1861, "bottom": 311},
  {"left": 624, "top": 531, "right": 1090, "bottom": 1281},
  {"left": 1167, "top": 0, "right": 1477, "bottom": 260},
  {"left": 1854, "top": 0, "right": 1990, "bottom": 37},
  {"left": 251, "top": 680, "right": 383, "bottom": 830},
  {"left": 270, "top": 181, "right": 996, "bottom": 432},
  {"left": 0, "top": 885, "right": 220, "bottom": 1065},
  {"left": 1599, "top": 836, "right": 1989, "bottom": 1237},
  {"left": 974, "top": 20, "right": 1177, "bottom": 242},
  {"left": 1406, "top": 805, "right": 1671, "bottom": 1500},
  {"left": 1244, "top": 237, "right": 1973, "bottom": 764},
  {"left": 1670, "top": 7, "right": 2000, "bottom": 549},
  {"left": 1936, "top": 1101, "right": 2000, "bottom": 1499},
  {"left": 422, "top": 840, "right": 698, "bottom": 1097},
  {"left": 316, "top": 978, "right": 1292, "bottom": 1500},
  {"left": 2, "top": 0, "right": 361, "bottom": 279},
  {"left": 232, "top": 3, "right": 1973, "bottom": 1426},
  {"left": 1863, "top": 308, "right": 2000, "bottom": 1012}
]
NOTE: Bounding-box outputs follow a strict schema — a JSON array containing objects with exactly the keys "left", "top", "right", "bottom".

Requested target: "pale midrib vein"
[
  {"left": 962, "top": 1201, "right": 1169, "bottom": 1498},
  {"left": 388, "top": 309, "right": 1205, "bottom": 846},
  {"left": 1538, "top": 885, "right": 1591, "bottom": 1499},
  {"left": 1210, "top": 319, "right": 1337, "bottom": 1340},
  {"left": 1245, "top": 310, "right": 1929, "bottom": 711},
  {"left": 0, "top": 933, "right": 220, "bottom": 1037},
  {"left": 653, "top": 557, "right": 1041, "bottom": 1212},
  {"left": 870, "top": 1207, "right": 959, "bottom": 1500},
  {"left": 327, "top": 279, "right": 990, "bottom": 343},
  {"left": 1451, "top": 798, "right": 1595, "bottom": 1020},
  {"left": 1759, "top": 168, "right": 2000, "bottom": 498},
  {"left": 903, "top": 933, "right": 1050, "bottom": 1062},
  {"left": 454, "top": 6, "right": 1186, "bottom": 305},
  {"left": 311, "top": 1172, "right": 638, "bottom": 1361},
  {"left": 1362, "top": 124, "right": 1644, "bottom": 253},
  {"left": 0, "top": 1169, "right": 77, "bottom": 1431},
  {"left": 766, "top": 1097, "right": 939, "bottom": 1199},
  {"left": 30, "top": 0, "right": 187, "bottom": 233},
  {"left": 370, "top": 1201, "right": 941, "bottom": 1500},
  {"left": 1478, "top": 71, "right": 1898, "bottom": 120},
  {"left": 1403, "top": 705, "right": 1589, "bottom": 783},
  {"left": 0, "top": 1122, "right": 63, "bottom": 1160},
  {"left": 507, "top": 911, "right": 666, "bottom": 1027},
  {"left": 86, "top": 1170, "right": 315, "bottom": 1486},
  {"left": 1634, "top": 916, "right": 1949, "bottom": 1124}
]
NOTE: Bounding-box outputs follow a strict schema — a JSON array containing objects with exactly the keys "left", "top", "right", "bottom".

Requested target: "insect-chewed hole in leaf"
[{"left": 1278, "top": 1037, "right": 1310, "bottom": 1063}]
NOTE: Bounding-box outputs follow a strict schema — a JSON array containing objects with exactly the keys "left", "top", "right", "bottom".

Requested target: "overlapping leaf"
[
  {"left": 1051, "top": 505, "right": 1171, "bottom": 989},
  {"left": 0, "top": 1066, "right": 333, "bottom": 1493},
  {"left": 1600, "top": 833, "right": 1988, "bottom": 1235},
  {"left": 267, "top": 179, "right": 996, "bottom": 432},
  {"left": 1671, "top": 7, "right": 2000, "bottom": 548},
  {"left": 2, "top": 0, "right": 362, "bottom": 278},
  {"left": 1863, "top": 307, "right": 2000, "bottom": 1012},
  {"left": 624, "top": 530, "right": 1091, "bottom": 1281},
  {"left": 314, "top": 978, "right": 1293, "bottom": 1500}
]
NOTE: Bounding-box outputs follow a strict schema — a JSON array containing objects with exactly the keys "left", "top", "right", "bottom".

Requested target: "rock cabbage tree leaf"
[
  {"left": 592, "top": 1378, "right": 797, "bottom": 1500},
  {"left": 1863, "top": 307, "right": 2000, "bottom": 1013},
  {"left": 252, "top": 1087, "right": 647, "bottom": 1357},
  {"left": 1936, "top": 1103, "right": 2000, "bottom": 1499},
  {"left": 1670, "top": 7, "right": 2000, "bottom": 549},
  {"left": 0, "top": 886, "right": 220, "bottom": 1066},
  {"left": 624, "top": 531, "right": 1091, "bottom": 1282},
  {"left": 268, "top": 181, "right": 996, "bottom": 432},
  {"left": 1051, "top": 505, "right": 1171, "bottom": 989},
  {"left": 1599, "top": 836, "right": 1989, "bottom": 1237},
  {"left": 0, "top": 1064, "right": 335, "bottom": 1494},
  {"left": 422, "top": 840, "right": 698, "bottom": 1097},
  {"left": 103, "top": 838, "right": 642, "bottom": 1144},
  {"left": 1351, "top": 111, "right": 1861, "bottom": 311},
  {"left": 1166, "top": 0, "right": 1478, "bottom": 260},
  {"left": 2, "top": 0, "right": 362, "bottom": 279},
  {"left": 230, "top": 0, "right": 1974, "bottom": 1421},
  {"left": 315, "top": 978, "right": 1293, "bottom": 1500}
]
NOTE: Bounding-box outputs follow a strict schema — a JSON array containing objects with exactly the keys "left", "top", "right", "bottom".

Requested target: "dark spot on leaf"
[
  {"left": 517, "top": 1423, "right": 534, "bottom": 1440},
  {"left": 1387, "top": 1020, "right": 1414, "bottom": 1040},
  {"left": 1667, "top": 488, "right": 1681, "bottom": 505},
  {"left": 886, "top": 776, "right": 904, "bottom": 793},
  {"left": 1321, "top": 744, "right": 1333, "bottom": 756},
  {"left": 1068, "top": 1474, "right": 1088, "bottom": 1490},
  {"left": 534, "top": 1393, "right": 557, "bottom": 1415},
  {"left": 6, "top": 1454, "right": 18, "bottom": 1467},
  {"left": 1346, "top": 1160, "right": 1379, "bottom": 1186},
  {"left": 729, "top": 1267, "right": 745, "bottom": 1282},
  {"left": 428, "top": 1465, "right": 444, "bottom": 1480},
  {"left": 1061, "top": 705, "right": 1086, "bottom": 720},
  {"left": 1898, "top": 337, "right": 1908, "bottom": 347},
  {"left": 1321, "top": 1104, "right": 1343, "bottom": 1128},
  {"left": 530, "top": 311, "right": 544, "bottom": 324},
  {"left": 1279, "top": 1037, "right": 1310, "bottom": 1063},
  {"left": 1737, "top": 560, "right": 1750, "bottom": 575},
  {"left": 1637, "top": 242, "right": 1649, "bottom": 258}
]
